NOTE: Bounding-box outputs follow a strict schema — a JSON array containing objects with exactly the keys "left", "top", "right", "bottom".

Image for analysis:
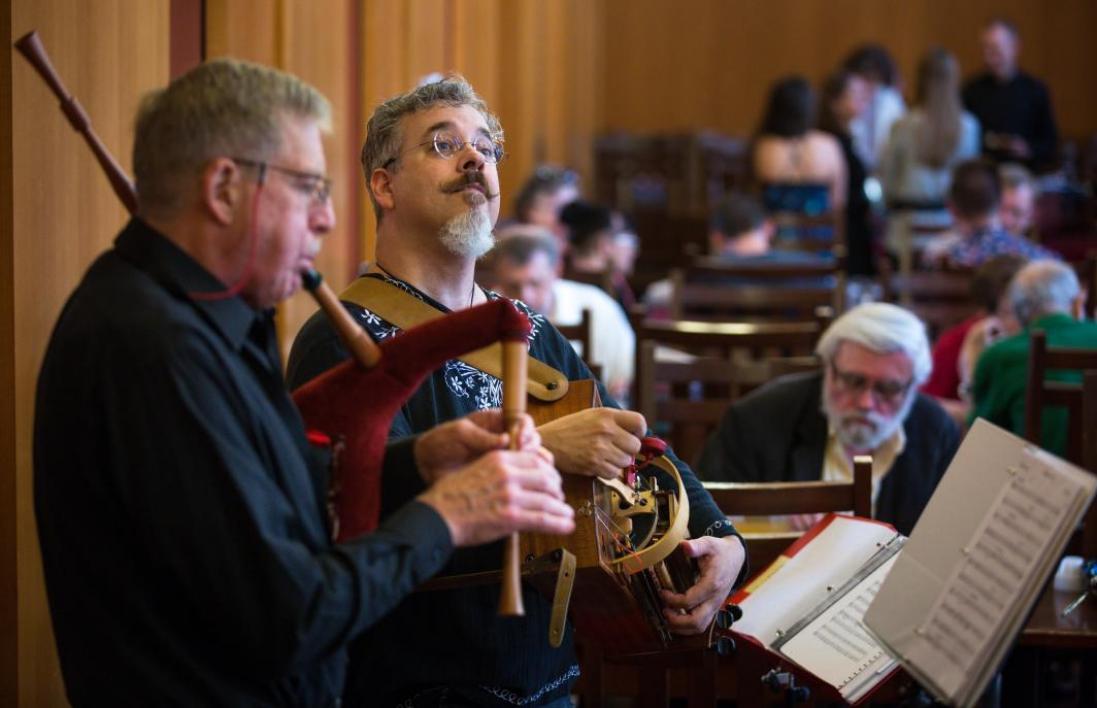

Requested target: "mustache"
[{"left": 442, "top": 172, "right": 499, "bottom": 199}]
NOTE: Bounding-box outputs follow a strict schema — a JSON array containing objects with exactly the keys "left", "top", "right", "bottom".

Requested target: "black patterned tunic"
[{"left": 287, "top": 273, "right": 740, "bottom": 707}]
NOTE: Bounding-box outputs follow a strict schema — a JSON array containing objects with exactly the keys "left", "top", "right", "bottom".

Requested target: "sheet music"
[
  {"left": 778, "top": 554, "right": 899, "bottom": 700},
  {"left": 904, "top": 458, "right": 1086, "bottom": 699},
  {"left": 735, "top": 516, "right": 897, "bottom": 647}
]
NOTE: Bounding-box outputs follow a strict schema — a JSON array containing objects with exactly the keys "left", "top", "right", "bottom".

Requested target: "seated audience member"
[
  {"left": 926, "top": 159, "right": 1058, "bottom": 267},
  {"left": 708, "top": 192, "right": 778, "bottom": 260},
  {"left": 511, "top": 164, "right": 580, "bottom": 256},
  {"left": 963, "top": 18, "right": 1058, "bottom": 171},
  {"left": 485, "top": 226, "right": 635, "bottom": 402},
  {"left": 752, "top": 76, "right": 847, "bottom": 211},
  {"left": 561, "top": 200, "right": 636, "bottom": 308},
  {"left": 970, "top": 260, "right": 1097, "bottom": 456},
  {"left": 921, "top": 254, "right": 1027, "bottom": 425},
  {"left": 643, "top": 193, "right": 829, "bottom": 314},
  {"left": 697, "top": 303, "right": 960, "bottom": 535},
  {"left": 819, "top": 69, "right": 874, "bottom": 276},
  {"left": 880, "top": 48, "right": 980, "bottom": 256},
  {"left": 844, "top": 43, "right": 906, "bottom": 171},
  {"left": 707, "top": 192, "right": 835, "bottom": 269},
  {"left": 998, "top": 162, "right": 1036, "bottom": 237}
]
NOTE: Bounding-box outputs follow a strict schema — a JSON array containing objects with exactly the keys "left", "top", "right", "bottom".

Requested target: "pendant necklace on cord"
[{"left": 374, "top": 263, "right": 476, "bottom": 308}]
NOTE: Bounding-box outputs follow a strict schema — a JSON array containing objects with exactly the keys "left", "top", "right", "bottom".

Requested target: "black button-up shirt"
[{"left": 34, "top": 219, "right": 452, "bottom": 706}]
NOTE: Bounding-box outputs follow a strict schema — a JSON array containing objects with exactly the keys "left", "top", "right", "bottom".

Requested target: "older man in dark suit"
[{"left": 697, "top": 303, "right": 960, "bottom": 535}]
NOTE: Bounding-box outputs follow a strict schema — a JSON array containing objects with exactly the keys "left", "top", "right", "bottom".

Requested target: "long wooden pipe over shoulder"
[
  {"left": 15, "top": 31, "right": 380, "bottom": 371},
  {"left": 15, "top": 30, "right": 139, "bottom": 215}
]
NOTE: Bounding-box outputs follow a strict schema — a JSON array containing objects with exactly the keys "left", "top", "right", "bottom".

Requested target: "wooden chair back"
[
  {"left": 668, "top": 266, "right": 839, "bottom": 323},
  {"left": 703, "top": 456, "right": 873, "bottom": 572},
  {"left": 554, "top": 308, "right": 594, "bottom": 368},
  {"left": 882, "top": 267, "right": 977, "bottom": 341},
  {"left": 563, "top": 267, "right": 614, "bottom": 295},
  {"left": 1023, "top": 329, "right": 1097, "bottom": 466},
  {"left": 1024, "top": 330, "right": 1097, "bottom": 559},
  {"left": 632, "top": 317, "right": 826, "bottom": 414},
  {"left": 636, "top": 342, "right": 822, "bottom": 467}
]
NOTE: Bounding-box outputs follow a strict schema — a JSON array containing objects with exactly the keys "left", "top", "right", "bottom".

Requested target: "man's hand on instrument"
[
  {"left": 538, "top": 408, "right": 647, "bottom": 479},
  {"left": 659, "top": 535, "right": 746, "bottom": 635},
  {"left": 417, "top": 449, "right": 575, "bottom": 547},
  {"left": 414, "top": 411, "right": 549, "bottom": 484}
]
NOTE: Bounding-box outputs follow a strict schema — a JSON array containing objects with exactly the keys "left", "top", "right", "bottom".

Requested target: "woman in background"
[
  {"left": 880, "top": 48, "right": 980, "bottom": 264},
  {"left": 752, "top": 76, "right": 847, "bottom": 211}
]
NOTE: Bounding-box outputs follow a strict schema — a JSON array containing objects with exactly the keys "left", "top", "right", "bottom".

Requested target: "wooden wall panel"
[
  {"left": 207, "top": 0, "right": 362, "bottom": 358},
  {"left": 599, "top": 0, "right": 1097, "bottom": 146},
  {"left": 5, "top": 3, "right": 170, "bottom": 705},
  {"left": 0, "top": 6, "right": 13, "bottom": 704}
]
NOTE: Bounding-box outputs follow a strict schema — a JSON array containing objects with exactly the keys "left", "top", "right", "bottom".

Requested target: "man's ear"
[
  {"left": 370, "top": 168, "right": 396, "bottom": 212},
  {"left": 202, "top": 158, "right": 242, "bottom": 225}
]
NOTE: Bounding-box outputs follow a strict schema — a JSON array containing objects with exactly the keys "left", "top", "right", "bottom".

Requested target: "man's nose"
[
  {"left": 311, "top": 198, "right": 336, "bottom": 235},
  {"left": 855, "top": 385, "right": 876, "bottom": 410},
  {"left": 458, "top": 144, "right": 486, "bottom": 172}
]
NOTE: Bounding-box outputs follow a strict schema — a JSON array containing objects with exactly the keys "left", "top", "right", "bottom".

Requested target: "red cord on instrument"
[{"left": 188, "top": 172, "right": 263, "bottom": 301}]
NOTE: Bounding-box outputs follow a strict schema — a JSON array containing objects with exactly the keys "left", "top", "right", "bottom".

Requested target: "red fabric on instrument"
[{"left": 292, "top": 298, "right": 531, "bottom": 541}]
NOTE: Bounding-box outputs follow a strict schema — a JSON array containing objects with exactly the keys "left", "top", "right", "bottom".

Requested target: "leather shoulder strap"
[{"left": 339, "top": 276, "right": 569, "bottom": 402}]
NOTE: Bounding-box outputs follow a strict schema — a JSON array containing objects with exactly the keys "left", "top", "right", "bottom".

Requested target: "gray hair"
[
  {"left": 360, "top": 75, "right": 502, "bottom": 221},
  {"left": 1009, "top": 260, "right": 1080, "bottom": 326},
  {"left": 816, "top": 303, "right": 932, "bottom": 385},
  {"left": 133, "top": 58, "right": 331, "bottom": 217},
  {"left": 489, "top": 226, "right": 560, "bottom": 268}
]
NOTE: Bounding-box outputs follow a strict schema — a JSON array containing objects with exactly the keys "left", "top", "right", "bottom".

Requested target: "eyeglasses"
[
  {"left": 383, "top": 131, "right": 505, "bottom": 168},
  {"left": 232, "top": 157, "right": 333, "bottom": 205},
  {"left": 828, "top": 361, "right": 913, "bottom": 406}
]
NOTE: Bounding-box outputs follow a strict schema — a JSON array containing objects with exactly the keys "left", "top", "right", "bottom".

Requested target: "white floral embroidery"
[
  {"left": 443, "top": 360, "right": 502, "bottom": 409},
  {"left": 356, "top": 308, "right": 384, "bottom": 327},
  {"left": 487, "top": 290, "right": 546, "bottom": 345},
  {"left": 480, "top": 664, "right": 580, "bottom": 705}
]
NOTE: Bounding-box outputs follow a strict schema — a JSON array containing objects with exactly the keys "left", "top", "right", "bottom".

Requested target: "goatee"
[{"left": 440, "top": 207, "right": 495, "bottom": 258}]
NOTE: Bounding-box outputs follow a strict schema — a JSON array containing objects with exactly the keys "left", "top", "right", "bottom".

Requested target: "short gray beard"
[
  {"left": 821, "top": 386, "right": 916, "bottom": 451},
  {"left": 439, "top": 207, "right": 495, "bottom": 258}
]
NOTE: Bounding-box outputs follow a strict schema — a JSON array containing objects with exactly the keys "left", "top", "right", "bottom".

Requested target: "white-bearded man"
[{"left": 698, "top": 302, "right": 960, "bottom": 536}]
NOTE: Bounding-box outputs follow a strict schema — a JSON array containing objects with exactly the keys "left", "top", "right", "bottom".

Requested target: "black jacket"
[{"left": 696, "top": 371, "right": 960, "bottom": 535}]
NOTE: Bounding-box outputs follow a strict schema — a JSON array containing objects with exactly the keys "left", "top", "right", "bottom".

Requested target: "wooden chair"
[
  {"left": 667, "top": 267, "right": 839, "bottom": 323},
  {"left": 688, "top": 253, "right": 845, "bottom": 285},
  {"left": 1023, "top": 330, "right": 1097, "bottom": 465},
  {"left": 637, "top": 458, "right": 871, "bottom": 707},
  {"left": 553, "top": 308, "right": 602, "bottom": 381},
  {"left": 1023, "top": 330, "right": 1097, "bottom": 558},
  {"left": 703, "top": 456, "right": 873, "bottom": 572},
  {"left": 635, "top": 342, "right": 822, "bottom": 467},
  {"left": 882, "top": 266, "right": 977, "bottom": 341},
  {"left": 562, "top": 266, "right": 614, "bottom": 295},
  {"left": 632, "top": 318, "right": 827, "bottom": 431}
]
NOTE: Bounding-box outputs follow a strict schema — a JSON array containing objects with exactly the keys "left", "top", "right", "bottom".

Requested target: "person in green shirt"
[{"left": 970, "top": 259, "right": 1097, "bottom": 455}]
